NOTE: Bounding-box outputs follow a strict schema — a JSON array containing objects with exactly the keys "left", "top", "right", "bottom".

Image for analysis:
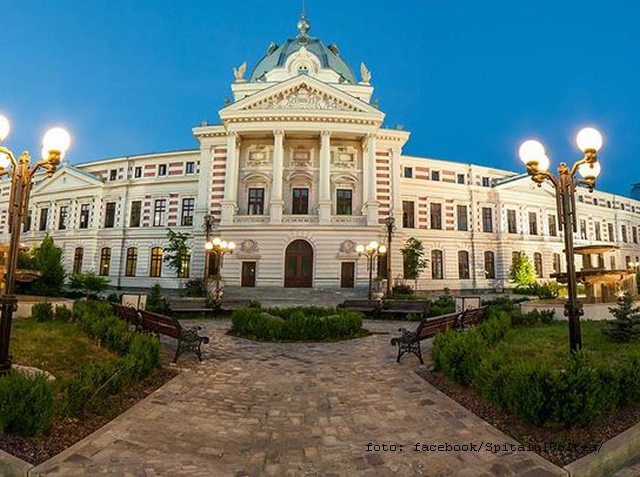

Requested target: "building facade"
[{"left": 4, "top": 14, "right": 640, "bottom": 292}]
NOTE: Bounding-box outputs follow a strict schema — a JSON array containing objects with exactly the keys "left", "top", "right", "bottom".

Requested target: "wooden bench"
[
  {"left": 390, "top": 307, "right": 488, "bottom": 364},
  {"left": 167, "top": 298, "right": 211, "bottom": 315},
  {"left": 341, "top": 299, "right": 379, "bottom": 313},
  {"left": 111, "top": 303, "right": 143, "bottom": 331},
  {"left": 379, "top": 299, "right": 430, "bottom": 318}
]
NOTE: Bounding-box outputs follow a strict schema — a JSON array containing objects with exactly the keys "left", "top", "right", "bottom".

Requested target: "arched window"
[
  {"left": 150, "top": 247, "right": 163, "bottom": 278},
  {"left": 552, "top": 253, "right": 561, "bottom": 274},
  {"left": 99, "top": 247, "right": 111, "bottom": 276},
  {"left": 534, "top": 252, "right": 543, "bottom": 278},
  {"left": 125, "top": 247, "right": 138, "bottom": 277},
  {"left": 73, "top": 247, "right": 83, "bottom": 274},
  {"left": 484, "top": 251, "right": 495, "bottom": 279},
  {"left": 431, "top": 250, "right": 444, "bottom": 280},
  {"left": 179, "top": 251, "right": 191, "bottom": 279},
  {"left": 458, "top": 251, "right": 470, "bottom": 279}
]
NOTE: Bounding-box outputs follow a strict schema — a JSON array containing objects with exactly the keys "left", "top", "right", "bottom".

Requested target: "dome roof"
[{"left": 248, "top": 13, "right": 357, "bottom": 84}]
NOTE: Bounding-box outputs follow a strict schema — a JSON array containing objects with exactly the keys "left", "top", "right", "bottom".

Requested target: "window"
[
  {"left": 580, "top": 220, "right": 587, "bottom": 240},
  {"left": 402, "top": 201, "right": 415, "bottom": 228},
  {"left": 548, "top": 215, "right": 557, "bottom": 237},
  {"left": 621, "top": 203, "right": 626, "bottom": 211},
  {"left": 553, "top": 253, "right": 561, "bottom": 274},
  {"left": 484, "top": 251, "right": 495, "bottom": 279},
  {"left": 598, "top": 254, "right": 605, "bottom": 269},
  {"left": 534, "top": 252, "right": 543, "bottom": 277},
  {"left": 248, "top": 188, "right": 265, "bottom": 215},
  {"left": 593, "top": 198, "right": 599, "bottom": 206},
  {"left": 153, "top": 199, "right": 166, "bottom": 227},
  {"left": 158, "top": 164, "right": 167, "bottom": 176},
  {"left": 582, "top": 254, "right": 591, "bottom": 270},
  {"left": 608, "top": 223, "right": 615, "bottom": 242},
  {"left": 336, "top": 189, "right": 352, "bottom": 215},
  {"left": 626, "top": 256, "right": 632, "bottom": 269},
  {"left": 134, "top": 166, "right": 142, "bottom": 178},
  {"left": 185, "top": 162, "right": 195, "bottom": 174},
  {"left": 458, "top": 250, "right": 470, "bottom": 279},
  {"left": 431, "top": 250, "right": 444, "bottom": 279},
  {"left": 607, "top": 201, "right": 612, "bottom": 208},
  {"left": 125, "top": 247, "right": 137, "bottom": 277},
  {"left": 99, "top": 247, "right": 111, "bottom": 276},
  {"left": 23, "top": 211, "right": 31, "bottom": 232},
  {"left": 482, "top": 177, "right": 491, "bottom": 187},
  {"left": 109, "top": 169, "right": 117, "bottom": 181},
  {"left": 595, "top": 222, "right": 602, "bottom": 241},
  {"left": 79, "top": 204, "right": 90, "bottom": 229},
  {"left": 430, "top": 203, "right": 442, "bottom": 230},
  {"left": 39, "top": 208, "right": 49, "bottom": 231},
  {"left": 73, "top": 248, "right": 83, "bottom": 274},
  {"left": 292, "top": 188, "right": 309, "bottom": 215},
  {"left": 431, "top": 170, "right": 440, "bottom": 181},
  {"left": 457, "top": 205, "right": 468, "bottom": 231},
  {"left": 104, "top": 202, "right": 116, "bottom": 228},
  {"left": 58, "top": 205, "right": 68, "bottom": 230},
  {"left": 507, "top": 210, "right": 517, "bottom": 234},
  {"left": 610, "top": 255, "right": 616, "bottom": 270},
  {"left": 377, "top": 254, "right": 387, "bottom": 279},
  {"left": 633, "top": 227, "right": 638, "bottom": 244},
  {"left": 150, "top": 247, "right": 163, "bottom": 277},
  {"left": 512, "top": 251, "right": 520, "bottom": 266},
  {"left": 578, "top": 195, "right": 584, "bottom": 203},
  {"left": 403, "top": 167, "right": 413, "bottom": 178},
  {"left": 130, "top": 201, "right": 141, "bottom": 227},
  {"left": 482, "top": 207, "right": 493, "bottom": 233},
  {"left": 622, "top": 225, "right": 628, "bottom": 243},
  {"left": 178, "top": 251, "right": 191, "bottom": 279},
  {"left": 529, "top": 212, "right": 538, "bottom": 235},
  {"left": 457, "top": 173, "right": 465, "bottom": 185},
  {"left": 181, "top": 198, "right": 195, "bottom": 226}
]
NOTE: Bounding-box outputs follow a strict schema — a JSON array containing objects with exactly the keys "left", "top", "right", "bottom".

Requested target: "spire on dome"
[{"left": 297, "top": 11, "right": 310, "bottom": 40}]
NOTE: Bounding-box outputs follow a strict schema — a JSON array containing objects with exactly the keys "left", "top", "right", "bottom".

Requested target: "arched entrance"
[{"left": 284, "top": 240, "right": 313, "bottom": 288}]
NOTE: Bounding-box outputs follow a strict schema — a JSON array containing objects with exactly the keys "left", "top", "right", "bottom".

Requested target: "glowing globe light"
[
  {"left": 0, "top": 115, "right": 10, "bottom": 142},
  {"left": 378, "top": 245, "right": 387, "bottom": 254},
  {"left": 578, "top": 161, "right": 601, "bottom": 179},
  {"left": 537, "top": 154, "right": 550, "bottom": 172},
  {"left": 42, "top": 127, "right": 71, "bottom": 158},
  {"left": 356, "top": 244, "right": 365, "bottom": 254},
  {"left": 576, "top": 127, "right": 603, "bottom": 153},
  {"left": 228, "top": 241, "right": 236, "bottom": 250},
  {"left": 212, "top": 237, "right": 222, "bottom": 246},
  {"left": 518, "top": 139, "right": 546, "bottom": 164},
  {"left": 205, "top": 241, "right": 214, "bottom": 250},
  {"left": 0, "top": 152, "right": 10, "bottom": 169}
]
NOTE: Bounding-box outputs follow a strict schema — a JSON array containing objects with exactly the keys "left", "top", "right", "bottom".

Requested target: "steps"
[{"left": 221, "top": 286, "right": 367, "bottom": 308}]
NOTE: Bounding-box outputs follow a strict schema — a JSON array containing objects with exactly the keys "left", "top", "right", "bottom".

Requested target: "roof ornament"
[
  {"left": 297, "top": 11, "right": 310, "bottom": 44},
  {"left": 233, "top": 62, "right": 247, "bottom": 83},
  {"left": 360, "top": 62, "right": 371, "bottom": 84}
]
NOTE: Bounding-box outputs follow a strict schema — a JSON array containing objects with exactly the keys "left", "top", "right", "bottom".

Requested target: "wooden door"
[
  {"left": 341, "top": 262, "right": 355, "bottom": 288},
  {"left": 284, "top": 240, "right": 313, "bottom": 287},
  {"left": 241, "top": 261, "right": 256, "bottom": 287}
]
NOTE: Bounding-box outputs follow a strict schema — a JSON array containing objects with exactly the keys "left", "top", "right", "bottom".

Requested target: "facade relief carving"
[
  {"left": 337, "top": 239, "right": 358, "bottom": 257},
  {"left": 251, "top": 84, "right": 356, "bottom": 111},
  {"left": 331, "top": 146, "right": 356, "bottom": 169},
  {"left": 246, "top": 145, "right": 272, "bottom": 167},
  {"left": 290, "top": 146, "right": 313, "bottom": 169}
]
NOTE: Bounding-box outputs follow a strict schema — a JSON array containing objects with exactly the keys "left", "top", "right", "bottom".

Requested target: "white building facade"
[{"left": 4, "top": 14, "right": 640, "bottom": 293}]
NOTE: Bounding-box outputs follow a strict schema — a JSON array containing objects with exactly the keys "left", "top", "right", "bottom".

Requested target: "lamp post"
[
  {"left": 357, "top": 241, "right": 387, "bottom": 300},
  {"left": 384, "top": 216, "right": 395, "bottom": 297},
  {"left": 0, "top": 115, "right": 71, "bottom": 374},
  {"left": 202, "top": 213, "right": 215, "bottom": 281},
  {"left": 518, "top": 126, "right": 603, "bottom": 353},
  {"left": 204, "top": 237, "right": 236, "bottom": 300}
]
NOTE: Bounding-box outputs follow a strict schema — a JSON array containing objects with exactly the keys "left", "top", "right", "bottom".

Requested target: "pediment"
[
  {"left": 31, "top": 166, "right": 103, "bottom": 196},
  {"left": 494, "top": 174, "right": 558, "bottom": 198}
]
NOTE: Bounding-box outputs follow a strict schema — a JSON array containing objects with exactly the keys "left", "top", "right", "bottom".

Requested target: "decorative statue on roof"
[
  {"left": 233, "top": 62, "right": 247, "bottom": 83},
  {"left": 360, "top": 62, "right": 371, "bottom": 84}
]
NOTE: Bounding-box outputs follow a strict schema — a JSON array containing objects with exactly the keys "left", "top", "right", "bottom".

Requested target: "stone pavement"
[{"left": 32, "top": 320, "right": 564, "bottom": 476}]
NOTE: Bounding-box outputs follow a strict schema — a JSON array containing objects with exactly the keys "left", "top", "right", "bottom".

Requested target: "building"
[{"left": 4, "top": 13, "right": 640, "bottom": 294}]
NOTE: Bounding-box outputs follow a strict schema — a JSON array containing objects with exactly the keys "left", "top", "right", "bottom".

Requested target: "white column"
[
  {"left": 270, "top": 130, "right": 284, "bottom": 224},
  {"left": 318, "top": 131, "right": 332, "bottom": 224},
  {"left": 364, "top": 133, "right": 379, "bottom": 225},
  {"left": 221, "top": 132, "right": 238, "bottom": 225}
]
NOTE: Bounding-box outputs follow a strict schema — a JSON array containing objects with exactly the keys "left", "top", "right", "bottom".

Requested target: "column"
[
  {"left": 364, "top": 133, "right": 379, "bottom": 225},
  {"left": 318, "top": 131, "right": 332, "bottom": 224},
  {"left": 389, "top": 147, "right": 403, "bottom": 227},
  {"left": 221, "top": 132, "right": 238, "bottom": 225},
  {"left": 270, "top": 130, "right": 284, "bottom": 224}
]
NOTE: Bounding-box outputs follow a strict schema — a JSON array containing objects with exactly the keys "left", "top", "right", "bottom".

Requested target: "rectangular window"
[
  {"left": 292, "top": 188, "right": 309, "bottom": 215},
  {"left": 125, "top": 247, "right": 137, "bottom": 277},
  {"left": 580, "top": 220, "right": 588, "bottom": 240},
  {"left": 150, "top": 247, "right": 163, "bottom": 277},
  {"left": 553, "top": 253, "right": 561, "bottom": 274},
  {"left": 130, "top": 201, "right": 141, "bottom": 227},
  {"left": 109, "top": 169, "right": 117, "bottom": 181},
  {"left": 608, "top": 223, "right": 615, "bottom": 242},
  {"left": 578, "top": 195, "right": 584, "bottom": 203},
  {"left": 431, "top": 250, "right": 444, "bottom": 279},
  {"left": 79, "top": 204, "right": 90, "bottom": 229},
  {"left": 482, "top": 207, "right": 493, "bottom": 233},
  {"left": 181, "top": 198, "right": 195, "bottom": 226},
  {"left": 633, "top": 227, "right": 638, "bottom": 244},
  {"left": 622, "top": 225, "right": 628, "bottom": 243},
  {"left": 431, "top": 170, "right": 440, "bottom": 181},
  {"left": 185, "top": 162, "right": 195, "bottom": 174},
  {"left": 153, "top": 199, "right": 166, "bottom": 227},
  {"left": 403, "top": 167, "right": 413, "bottom": 178},
  {"left": 39, "top": 208, "right": 49, "bottom": 231},
  {"left": 507, "top": 210, "right": 517, "bottom": 234},
  {"left": 73, "top": 248, "right": 83, "bottom": 274},
  {"left": 134, "top": 166, "right": 142, "bottom": 178},
  {"left": 457, "top": 173, "right": 465, "bottom": 184},
  {"left": 104, "top": 202, "right": 116, "bottom": 228},
  {"left": 430, "top": 203, "right": 442, "bottom": 230},
  {"left": 534, "top": 252, "right": 543, "bottom": 278},
  {"left": 456, "top": 204, "right": 468, "bottom": 231},
  {"left": 58, "top": 205, "right": 68, "bottom": 230},
  {"left": 336, "top": 189, "right": 352, "bottom": 215},
  {"left": 248, "top": 188, "right": 265, "bottom": 215},
  {"left": 593, "top": 198, "right": 599, "bottom": 206},
  {"left": 99, "top": 247, "right": 111, "bottom": 276},
  {"left": 178, "top": 252, "right": 191, "bottom": 279},
  {"left": 458, "top": 251, "right": 470, "bottom": 279},
  {"left": 402, "top": 201, "right": 415, "bottom": 228},
  {"left": 528, "top": 212, "right": 538, "bottom": 235},
  {"left": 158, "top": 164, "right": 167, "bottom": 176},
  {"left": 595, "top": 222, "right": 601, "bottom": 241},
  {"left": 548, "top": 215, "right": 557, "bottom": 237},
  {"left": 482, "top": 177, "right": 491, "bottom": 187},
  {"left": 23, "top": 211, "right": 32, "bottom": 232}
]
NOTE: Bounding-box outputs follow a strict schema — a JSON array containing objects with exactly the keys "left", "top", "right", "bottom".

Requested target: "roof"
[{"left": 248, "top": 13, "right": 357, "bottom": 84}]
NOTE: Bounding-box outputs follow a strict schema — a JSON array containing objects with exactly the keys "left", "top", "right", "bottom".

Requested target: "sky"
[{"left": 1, "top": 0, "right": 638, "bottom": 195}]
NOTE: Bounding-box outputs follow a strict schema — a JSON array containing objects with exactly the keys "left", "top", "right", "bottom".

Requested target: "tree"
[
  {"left": 17, "top": 235, "right": 66, "bottom": 296},
  {"left": 163, "top": 228, "right": 192, "bottom": 294},
  {"left": 146, "top": 283, "right": 169, "bottom": 314},
  {"left": 69, "top": 271, "right": 110, "bottom": 299},
  {"left": 605, "top": 292, "right": 640, "bottom": 342},
  {"left": 401, "top": 237, "right": 428, "bottom": 290},
  {"left": 509, "top": 252, "right": 537, "bottom": 289}
]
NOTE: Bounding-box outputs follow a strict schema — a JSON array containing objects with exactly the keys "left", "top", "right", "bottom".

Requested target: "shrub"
[
  {"left": 54, "top": 305, "right": 74, "bottom": 321},
  {"left": 185, "top": 278, "right": 207, "bottom": 297},
  {"left": 392, "top": 284, "right": 413, "bottom": 297},
  {"left": 69, "top": 271, "right": 110, "bottom": 299},
  {"left": 531, "top": 281, "right": 560, "bottom": 299},
  {"left": 435, "top": 330, "right": 486, "bottom": 386},
  {"left": 106, "top": 293, "right": 120, "bottom": 303},
  {"left": 32, "top": 302, "right": 54, "bottom": 322},
  {"left": 146, "top": 284, "right": 169, "bottom": 314},
  {"left": 605, "top": 293, "right": 640, "bottom": 342},
  {"left": 0, "top": 371, "right": 54, "bottom": 436},
  {"left": 502, "top": 362, "right": 555, "bottom": 426}
]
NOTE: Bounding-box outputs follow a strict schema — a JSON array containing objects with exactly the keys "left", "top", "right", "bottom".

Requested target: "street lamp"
[
  {"left": 204, "top": 237, "right": 236, "bottom": 300},
  {"left": 519, "top": 126, "right": 603, "bottom": 353},
  {"left": 0, "top": 115, "right": 71, "bottom": 374},
  {"left": 384, "top": 216, "right": 396, "bottom": 297},
  {"left": 357, "top": 241, "right": 387, "bottom": 300}
]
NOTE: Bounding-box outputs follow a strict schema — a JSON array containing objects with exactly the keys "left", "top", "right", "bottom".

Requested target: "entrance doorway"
[
  {"left": 284, "top": 240, "right": 313, "bottom": 287},
  {"left": 341, "top": 262, "right": 355, "bottom": 288},
  {"left": 241, "top": 261, "right": 256, "bottom": 287}
]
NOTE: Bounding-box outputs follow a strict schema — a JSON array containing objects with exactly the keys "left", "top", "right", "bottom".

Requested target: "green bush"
[
  {"left": 434, "top": 329, "right": 486, "bottom": 386},
  {"left": 0, "top": 371, "right": 54, "bottom": 436},
  {"left": 54, "top": 305, "right": 74, "bottom": 321},
  {"left": 392, "top": 284, "right": 413, "bottom": 296},
  {"left": 502, "top": 362, "right": 555, "bottom": 426},
  {"left": 32, "top": 302, "right": 54, "bottom": 322}
]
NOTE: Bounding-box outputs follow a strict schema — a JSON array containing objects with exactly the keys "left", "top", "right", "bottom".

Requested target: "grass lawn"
[
  {"left": 11, "top": 318, "right": 119, "bottom": 381},
  {"left": 495, "top": 320, "right": 640, "bottom": 368}
]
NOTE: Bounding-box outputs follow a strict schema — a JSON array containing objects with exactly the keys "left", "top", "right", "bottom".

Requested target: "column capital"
[
  {"left": 321, "top": 130, "right": 331, "bottom": 138},
  {"left": 273, "top": 130, "right": 285, "bottom": 138}
]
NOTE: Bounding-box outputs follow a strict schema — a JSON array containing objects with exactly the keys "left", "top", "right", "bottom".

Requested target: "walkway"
[{"left": 32, "top": 320, "right": 564, "bottom": 476}]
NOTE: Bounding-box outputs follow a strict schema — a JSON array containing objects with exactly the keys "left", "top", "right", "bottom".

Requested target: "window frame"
[
  {"left": 150, "top": 247, "right": 163, "bottom": 278},
  {"left": 153, "top": 199, "right": 166, "bottom": 227},
  {"left": 291, "top": 188, "right": 309, "bottom": 215},
  {"left": 402, "top": 200, "right": 415, "bottom": 228},
  {"left": 125, "top": 247, "right": 138, "bottom": 277},
  {"left": 99, "top": 247, "right": 111, "bottom": 276},
  {"left": 58, "top": 205, "right": 68, "bottom": 230},
  {"left": 181, "top": 198, "right": 195, "bottom": 226},
  {"left": 104, "top": 202, "right": 116, "bottom": 228},
  {"left": 336, "top": 188, "right": 353, "bottom": 216},
  {"left": 248, "top": 187, "right": 265, "bottom": 215},
  {"left": 73, "top": 247, "right": 83, "bottom": 274},
  {"left": 130, "top": 200, "right": 142, "bottom": 227},
  {"left": 458, "top": 250, "right": 470, "bottom": 279}
]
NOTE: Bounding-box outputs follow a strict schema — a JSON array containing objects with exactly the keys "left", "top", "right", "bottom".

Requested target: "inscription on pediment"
[{"left": 246, "top": 84, "right": 359, "bottom": 112}]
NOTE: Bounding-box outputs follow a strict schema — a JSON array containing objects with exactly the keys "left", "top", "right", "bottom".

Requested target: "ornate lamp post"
[
  {"left": 0, "top": 115, "right": 71, "bottom": 374},
  {"left": 204, "top": 237, "right": 236, "bottom": 300},
  {"left": 384, "top": 216, "right": 395, "bottom": 297},
  {"left": 357, "top": 241, "right": 387, "bottom": 300},
  {"left": 202, "top": 213, "right": 215, "bottom": 281},
  {"left": 518, "top": 127, "right": 603, "bottom": 353}
]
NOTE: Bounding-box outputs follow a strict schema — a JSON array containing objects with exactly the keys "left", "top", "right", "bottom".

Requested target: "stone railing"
[
  {"left": 331, "top": 215, "right": 367, "bottom": 225},
  {"left": 234, "top": 215, "right": 269, "bottom": 224}
]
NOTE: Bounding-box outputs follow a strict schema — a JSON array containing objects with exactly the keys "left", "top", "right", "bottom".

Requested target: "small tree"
[
  {"left": 401, "top": 237, "right": 428, "bottom": 290},
  {"left": 146, "top": 283, "right": 168, "bottom": 313},
  {"left": 18, "top": 235, "right": 66, "bottom": 296},
  {"left": 509, "top": 252, "right": 537, "bottom": 289},
  {"left": 69, "top": 271, "right": 110, "bottom": 299},
  {"left": 605, "top": 292, "right": 640, "bottom": 342},
  {"left": 163, "top": 228, "right": 191, "bottom": 295}
]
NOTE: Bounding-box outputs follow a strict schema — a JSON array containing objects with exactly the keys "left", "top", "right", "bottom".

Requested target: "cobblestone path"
[{"left": 32, "top": 320, "right": 564, "bottom": 476}]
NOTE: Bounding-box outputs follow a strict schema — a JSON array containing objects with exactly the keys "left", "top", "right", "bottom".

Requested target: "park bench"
[
  {"left": 167, "top": 298, "right": 211, "bottom": 315},
  {"left": 111, "top": 303, "right": 143, "bottom": 331},
  {"left": 379, "top": 299, "right": 430, "bottom": 319},
  {"left": 390, "top": 307, "right": 488, "bottom": 364},
  {"left": 341, "top": 299, "right": 379, "bottom": 313}
]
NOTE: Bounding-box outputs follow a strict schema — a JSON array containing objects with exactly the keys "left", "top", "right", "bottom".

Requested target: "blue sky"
[{"left": 1, "top": 0, "right": 638, "bottom": 195}]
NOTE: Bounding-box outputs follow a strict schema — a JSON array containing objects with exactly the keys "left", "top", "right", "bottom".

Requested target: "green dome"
[{"left": 248, "top": 14, "right": 357, "bottom": 84}]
